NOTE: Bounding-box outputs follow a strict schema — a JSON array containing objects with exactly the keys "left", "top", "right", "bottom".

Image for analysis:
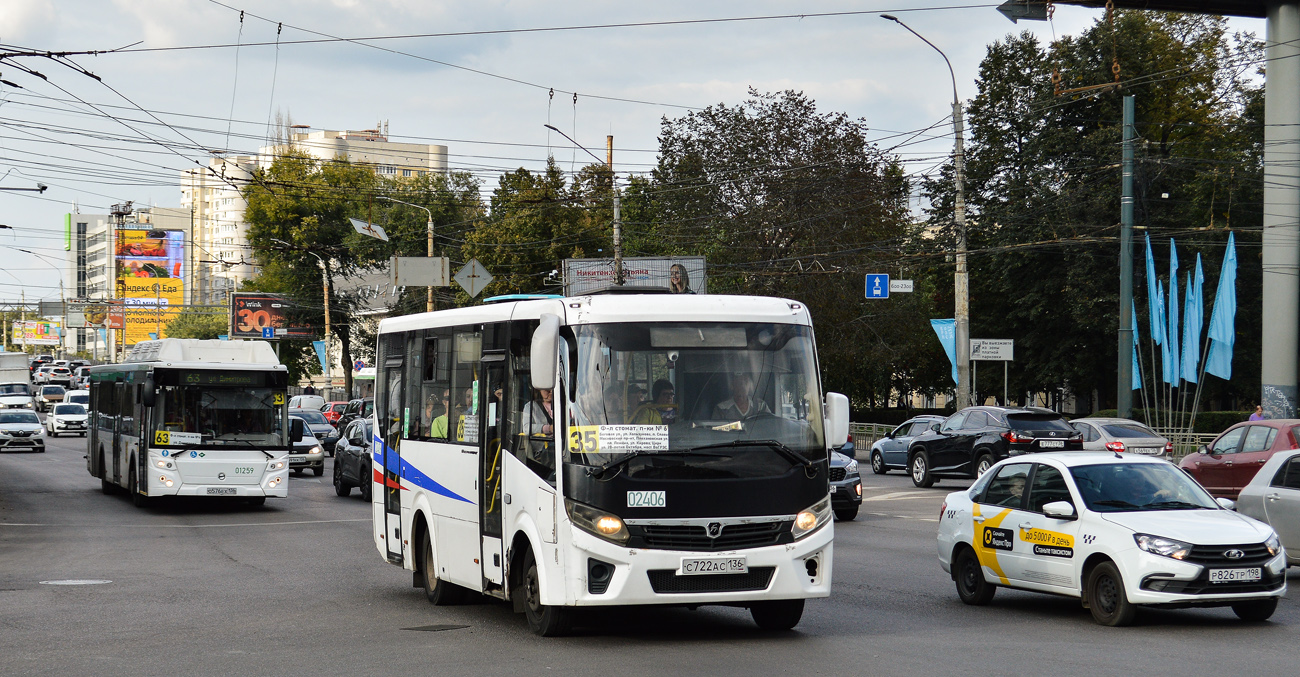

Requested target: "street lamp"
[
  {"left": 271, "top": 238, "right": 332, "bottom": 397},
  {"left": 378, "top": 196, "right": 435, "bottom": 312},
  {"left": 882, "top": 14, "right": 971, "bottom": 409},
  {"left": 544, "top": 124, "right": 624, "bottom": 285}
]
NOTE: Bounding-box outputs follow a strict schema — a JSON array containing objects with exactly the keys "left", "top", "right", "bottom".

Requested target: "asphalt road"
[{"left": 2, "top": 433, "right": 1297, "bottom": 677}]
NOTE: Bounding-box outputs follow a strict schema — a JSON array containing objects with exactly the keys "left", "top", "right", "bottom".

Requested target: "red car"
[
  {"left": 1180, "top": 419, "right": 1300, "bottom": 499},
  {"left": 322, "top": 400, "right": 350, "bottom": 425}
]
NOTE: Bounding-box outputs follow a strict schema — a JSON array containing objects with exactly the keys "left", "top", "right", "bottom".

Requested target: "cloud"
[{"left": 0, "top": 0, "right": 59, "bottom": 45}]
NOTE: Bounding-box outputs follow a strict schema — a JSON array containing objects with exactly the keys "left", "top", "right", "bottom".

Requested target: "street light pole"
[
  {"left": 271, "top": 238, "right": 332, "bottom": 397},
  {"left": 882, "top": 14, "right": 971, "bottom": 409},
  {"left": 545, "top": 124, "right": 624, "bottom": 285},
  {"left": 378, "top": 196, "right": 435, "bottom": 312}
]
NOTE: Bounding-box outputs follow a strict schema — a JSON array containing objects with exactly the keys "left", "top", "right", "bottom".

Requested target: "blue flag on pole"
[
  {"left": 1167, "top": 240, "right": 1181, "bottom": 382},
  {"left": 1205, "top": 233, "right": 1238, "bottom": 380},
  {"left": 930, "top": 319, "right": 957, "bottom": 385},
  {"left": 1157, "top": 281, "right": 1172, "bottom": 383},
  {"left": 1131, "top": 305, "right": 1141, "bottom": 390},
  {"left": 1181, "top": 255, "right": 1205, "bottom": 384},
  {"left": 312, "top": 340, "right": 328, "bottom": 374},
  {"left": 1144, "top": 235, "right": 1163, "bottom": 346}
]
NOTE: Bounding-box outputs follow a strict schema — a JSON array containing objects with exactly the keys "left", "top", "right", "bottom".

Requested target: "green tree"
[{"left": 164, "top": 307, "right": 227, "bottom": 340}]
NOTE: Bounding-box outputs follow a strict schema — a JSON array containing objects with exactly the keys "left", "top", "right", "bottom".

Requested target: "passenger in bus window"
[
  {"left": 526, "top": 388, "right": 554, "bottom": 436},
  {"left": 429, "top": 390, "right": 450, "bottom": 438},
  {"left": 712, "top": 373, "right": 771, "bottom": 421},
  {"left": 631, "top": 379, "right": 675, "bottom": 425}
]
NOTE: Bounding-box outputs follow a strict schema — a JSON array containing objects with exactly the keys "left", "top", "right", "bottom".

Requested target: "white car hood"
[
  {"left": 1101, "top": 509, "right": 1274, "bottom": 545},
  {"left": 52, "top": 414, "right": 88, "bottom": 423},
  {"left": 0, "top": 394, "right": 33, "bottom": 405}
]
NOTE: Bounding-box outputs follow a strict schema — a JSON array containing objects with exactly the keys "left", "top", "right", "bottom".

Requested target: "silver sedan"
[
  {"left": 1071, "top": 417, "right": 1171, "bottom": 458},
  {"left": 1237, "top": 448, "right": 1300, "bottom": 567}
]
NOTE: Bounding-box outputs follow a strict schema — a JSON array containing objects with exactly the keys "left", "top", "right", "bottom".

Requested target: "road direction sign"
[
  {"left": 865, "top": 274, "right": 890, "bottom": 299},
  {"left": 996, "top": 0, "right": 1048, "bottom": 24},
  {"left": 455, "top": 259, "right": 494, "bottom": 298},
  {"left": 889, "top": 279, "right": 914, "bottom": 293},
  {"left": 348, "top": 218, "right": 389, "bottom": 242},
  {"left": 970, "top": 339, "right": 1014, "bottom": 361},
  {"left": 262, "top": 327, "right": 274, "bottom": 339}
]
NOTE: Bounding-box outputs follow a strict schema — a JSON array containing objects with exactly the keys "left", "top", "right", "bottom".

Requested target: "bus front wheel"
[
  {"left": 750, "top": 599, "right": 804, "bottom": 631},
  {"left": 522, "top": 548, "right": 574, "bottom": 637},
  {"left": 418, "top": 526, "right": 463, "bottom": 606}
]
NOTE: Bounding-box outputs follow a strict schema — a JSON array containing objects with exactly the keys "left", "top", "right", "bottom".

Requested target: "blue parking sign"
[
  {"left": 865, "top": 274, "right": 890, "bottom": 299},
  {"left": 262, "top": 327, "right": 275, "bottom": 339}
]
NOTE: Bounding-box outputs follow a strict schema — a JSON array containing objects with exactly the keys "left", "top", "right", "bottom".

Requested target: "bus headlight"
[
  {"left": 158, "top": 475, "right": 174, "bottom": 488},
  {"left": 267, "top": 460, "right": 286, "bottom": 471},
  {"left": 565, "top": 499, "right": 629, "bottom": 544},
  {"left": 792, "top": 496, "right": 832, "bottom": 540},
  {"left": 266, "top": 476, "right": 282, "bottom": 488},
  {"left": 155, "top": 459, "right": 174, "bottom": 469}
]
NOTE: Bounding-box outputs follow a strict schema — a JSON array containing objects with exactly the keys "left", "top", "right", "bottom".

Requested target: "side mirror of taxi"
[
  {"left": 1216, "top": 497, "right": 1236, "bottom": 511},
  {"left": 1042, "top": 501, "right": 1077, "bottom": 521},
  {"left": 1197, "top": 445, "right": 1209, "bottom": 455}
]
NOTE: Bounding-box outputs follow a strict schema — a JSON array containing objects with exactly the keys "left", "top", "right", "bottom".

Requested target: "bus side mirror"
[
  {"left": 142, "top": 377, "right": 156, "bottom": 407},
  {"left": 825, "top": 392, "right": 849, "bottom": 449},
  {"left": 291, "top": 418, "right": 305, "bottom": 443},
  {"left": 530, "top": 313, "right": 560, "bottom": 391}
]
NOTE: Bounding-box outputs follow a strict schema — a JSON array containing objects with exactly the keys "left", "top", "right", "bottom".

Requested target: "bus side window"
[
  {"left": 452, "top": 329, "right": 482, "bottom": 443},
  {"left": 403, "top": 333, "right": 423, "bottom": 441},
  {"left": 419, "top": 335, "right": 451, "bottom": 442}
]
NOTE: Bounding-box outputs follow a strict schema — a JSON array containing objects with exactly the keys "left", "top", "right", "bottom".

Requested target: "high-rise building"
[{"left": 181, "top": 126, "right": 448, "bottom": 305}]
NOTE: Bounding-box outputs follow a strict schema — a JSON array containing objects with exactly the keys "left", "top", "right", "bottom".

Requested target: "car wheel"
[
  {"left": 522, "top": 547, "right": 574, "bottom": 636},
  {"left": 910, "top": 451, "right": 935, "bottom": 488},
  {"left": 750, "top": 599, "right": 805, "bottom": 631},
  {"left": 333, "top": 461, "right": 351, "bottom": 497},
  {"left": 871, "top": 451, "right": 886, "bottom": 475},
  {"left": 1086, "top": 561, "right": 1137, "bottom": 626},
  {"left": 954, "top": 547, "right": 996, "bottom": 605},
  {"left": 418, "top": 527, "right": 466, "bottom": 606},
  {"left": 834, "top": 505, "right": 858, "bottom": 522},
  {"left": 49, "top": 430, "right": 57, "bottom": 438},
  {"left": 1232, "top": 598, "right": 1278, "bottom": 622},
  {"left": 975, "top": 453, "right": 994, "bottom": 478},
  {"left": 360, "top": 463, "right": 373, "bottom": 501},
  {"left": 312, "top": 464, "right": 324, "bottom": 477}
]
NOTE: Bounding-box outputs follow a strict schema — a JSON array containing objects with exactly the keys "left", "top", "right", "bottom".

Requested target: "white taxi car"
[{"left": 937, "top": 452, "right": 1286, "bottom": 626}]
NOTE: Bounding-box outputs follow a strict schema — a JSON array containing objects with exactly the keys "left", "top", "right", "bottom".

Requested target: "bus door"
[
  {"left": 112, "top": 380, "right": 125, "bottom": 485},
  {"left": 382, "top": 359, "right": 405, "bottom": 564},
  {"left": 479, "top": 355, "right": 506, "bottom": 589}
]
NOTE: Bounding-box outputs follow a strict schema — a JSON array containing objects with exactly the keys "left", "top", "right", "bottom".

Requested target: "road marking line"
[
  {"left": 863, "top": 491, "right": 932, "bottom": 501},
  {"left": 0, "top": 519, "right": 369, "bottom": 528}
]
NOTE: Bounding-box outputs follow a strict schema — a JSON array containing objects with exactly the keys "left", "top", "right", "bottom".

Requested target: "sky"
[{"left": 0, "top": 0, "right": 1266, "bottom": 305}]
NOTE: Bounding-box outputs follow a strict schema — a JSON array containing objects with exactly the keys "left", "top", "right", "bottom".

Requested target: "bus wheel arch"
[{"left": 412, "top": 511, "right": 463, "bottom": 605}]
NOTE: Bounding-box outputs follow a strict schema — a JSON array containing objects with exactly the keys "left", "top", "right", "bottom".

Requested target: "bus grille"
[
  {"left": 647, "top": 567, "right": 775, "bottom": 594},
  {"left": 633, "top": 522, "right": 790, "bottom": 552}
]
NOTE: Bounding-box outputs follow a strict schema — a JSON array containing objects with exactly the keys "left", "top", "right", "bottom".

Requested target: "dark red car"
[
  {"left": 1180, "top": 419, "right": 1300, "bottom": 499},
  {"left": 322, "top": 400, "right": 349, "bottom": 425}
]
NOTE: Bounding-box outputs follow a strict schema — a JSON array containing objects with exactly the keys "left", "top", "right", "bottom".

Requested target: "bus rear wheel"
[
  {"left": 418, "top": 526, "right": 463, "bottom": 606},
  {"left": 750, "top": 599, "right": 804, "bottom": 631},
  {"left": 522, "top": 548, "right": 574, "bottom": 636}
]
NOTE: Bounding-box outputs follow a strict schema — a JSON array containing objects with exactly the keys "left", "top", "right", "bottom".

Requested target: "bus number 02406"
[{"left": 627, "top": 490, "right": 666, "bottom": 508}]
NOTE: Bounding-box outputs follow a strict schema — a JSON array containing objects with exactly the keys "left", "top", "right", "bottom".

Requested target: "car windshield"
[
  {"left": 66, "top": 393, "right": 89, "bottom": 404},
  {"left": 293, "top": 410, "right": 329, "bottom": 425},
  {"left": 570, "top": 322, "right": 824, "bottom": 478},
  {"left": 0, "top": 411, "right": 40, "bottom": 424},
  {"left": 1101, "top": 423, "right": 1160, "bottom": 439},
  {"left": 154, "top": 383, "right": 287, "bottom": 447},
  {"left": 1070, "top": 462, "right": 1219, "bottom": 512},
  {"left": 54, "top": 404, "right": 86, "bottom": 415},
  {"left": 0, "top": 383, "right": 30, "bottom": 395},
  {"left": 1007, "top": 414, "right": 1073, "bottom": 431},
  {"left": 42, "top": 386, "right": 65, "bottom": 395}
]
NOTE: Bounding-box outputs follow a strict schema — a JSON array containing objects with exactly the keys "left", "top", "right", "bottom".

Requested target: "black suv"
[{"left": 906, "top": 406, "right": 1082, "bottom": 487}]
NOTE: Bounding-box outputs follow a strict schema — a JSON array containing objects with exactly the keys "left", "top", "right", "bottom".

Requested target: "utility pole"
[
  {"left": 608, "top": 135, "right": 624, "bottom": 285},
  {"left": 1118, "top": 95, "right": 1136, "bottom": 418},
  {"left": 320, "top": 258, "right": 332, "bottom": 399}
]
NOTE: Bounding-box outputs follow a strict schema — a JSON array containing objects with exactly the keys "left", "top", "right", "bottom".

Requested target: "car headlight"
[
  {"left": 1266, "top": 534, "right": 1282, "bottom": 557},
  {"left": 1134, "top": 533, "right": 1193, "bottom": 560},
  {"left": 308, "top": 445, "right": 323, "bottom": 455},
  {"left": 793, "top": 496, "right": 832, "bottom": 540},
  {"left": 565, "top": 499, "right": 629, "bottom": 544},
  {"left": 33, "top": 428, "right": 44, "bottom": 437},
  {"left": 845, "top": 459, "right": 859, "bottom": 475}
]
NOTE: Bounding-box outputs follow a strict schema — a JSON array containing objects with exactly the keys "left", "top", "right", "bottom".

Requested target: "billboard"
[
  {"left": 563, "top": 256, "right": 707, "bottom": 296},
  {"left": 11, "top": 320, "right": 62, "bottom": 346},
  {"left": 231, "top": 293, "right": 313, "bottom": 339},
  {"left": 116, "top": 229, "right": 186, "bottom": 346},
  {"left": 64, "top": 301, "right": 115, "bottom": 329}
]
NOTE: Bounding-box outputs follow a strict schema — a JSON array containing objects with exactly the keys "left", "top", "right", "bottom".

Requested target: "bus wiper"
[
  {"left": 585, "top": 450, "right": 695, "bottom": 477},
  {"left": 205, "top": 438, "right": 276, "bottom": 460},
  {"left": 688, "top": 439, "right": 814, "bottom": 469}
]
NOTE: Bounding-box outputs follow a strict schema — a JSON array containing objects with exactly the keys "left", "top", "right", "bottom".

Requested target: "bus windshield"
[
  {"left": 568, "top": 322, "right": 824, "bottom": 474},
  {"left": 153, "top": 384, "right": 287, "bottom": 447}
]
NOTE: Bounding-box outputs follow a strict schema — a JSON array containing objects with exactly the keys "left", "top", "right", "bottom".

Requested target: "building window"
[{"left": 402, "top": 169, "right": 412, "bottom": 177}]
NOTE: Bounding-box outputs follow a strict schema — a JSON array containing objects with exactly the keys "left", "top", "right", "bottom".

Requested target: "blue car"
[
  {"left": 828, "top": 450, "right": 861, "bottom": 521},
  {"left": 869, "top": 415, "right": 946, "bottom": 475}
]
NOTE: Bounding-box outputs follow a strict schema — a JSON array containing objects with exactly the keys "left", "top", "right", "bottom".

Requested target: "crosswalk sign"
[{"left": 865, "top": 274, "right": 890, "bottom": 299}]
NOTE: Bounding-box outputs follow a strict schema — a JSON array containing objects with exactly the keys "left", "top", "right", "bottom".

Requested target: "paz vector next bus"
[{"left": 369, "top": 292, "right": 850, "bottom": 635}]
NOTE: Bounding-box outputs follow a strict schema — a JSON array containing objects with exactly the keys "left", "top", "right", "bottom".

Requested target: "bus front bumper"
[{"left": 565, "top": 520, "right": 833, "bottom": 607}]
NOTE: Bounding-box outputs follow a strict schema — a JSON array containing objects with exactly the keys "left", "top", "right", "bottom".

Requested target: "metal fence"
[{"left": 849, "top": 422, "right": 896, "bottom": 450}]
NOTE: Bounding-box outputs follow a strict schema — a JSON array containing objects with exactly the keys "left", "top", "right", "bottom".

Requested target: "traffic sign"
[
  {"left": 865, "top": 274, "right": 890, "bottom": 299},
  {"left": 970, "top": 339, "right": 1014, "bottom": 361},
  {"left": 261, "top": 327, "right": 275, "bottom": 339},
  {"left": 455, "top": 258, "right": 494, "bottom": 298},
  {"left": 354, "top": 360, "right": 366, "bottom": 371},
  {"left": 889, "top": 279, "right": 914, "bottom": 293}
]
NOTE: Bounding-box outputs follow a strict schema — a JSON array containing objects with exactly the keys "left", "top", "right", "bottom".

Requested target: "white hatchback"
[
  {"left": 46, "top": 403, "right": 89, "bottom": 437},
  {"left": 937, "top": 452, "right": 1286, "bottom": 626}
]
